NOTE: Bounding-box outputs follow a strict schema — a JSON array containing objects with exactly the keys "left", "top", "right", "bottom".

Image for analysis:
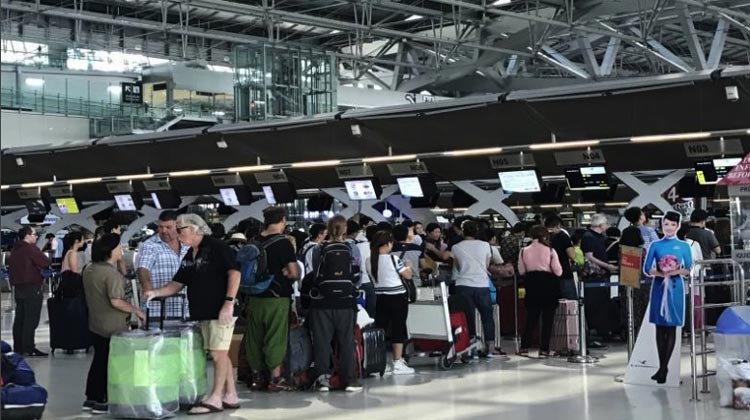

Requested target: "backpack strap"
[{"left": 260, "top": 234, "right": 286, "bottom": 249}]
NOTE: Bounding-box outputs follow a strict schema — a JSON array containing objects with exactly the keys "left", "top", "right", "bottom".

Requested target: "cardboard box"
[{"left": 229, "top": 334, "right": 243, "bottom": 367}]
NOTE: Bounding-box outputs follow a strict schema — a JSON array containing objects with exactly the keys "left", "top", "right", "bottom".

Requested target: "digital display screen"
[
  {"left": 345, "top": 180, "right": 378, "bottom": 201},
  {"left": 25, "top": 199, "right": 48, "bottom": 216},
  {"left": 219, "top": 188, "right": 240, "bottom": 206},
  {"left": 262, "top": 186, "right": 277, "bottom": 205},
  {"left": 150, "top": 191, "right": 181, "bottom": 209},
  {"left": 695, "top": 157, "right": 742, "bottom": 185},
  {"left": 498, "top": 170, "right": 541, "bottom": 193},
  {"left": 114, "top": 194, "right": 138, "bottom": 211},
  {"left": 397, "top": 177, "right": 424, "bottom": 197},
  {"left": 565, "top": 166, "right": 610, "bottom": 190},
  {"left": 56, "top": 197, "right": 80, "bottom": 214}
]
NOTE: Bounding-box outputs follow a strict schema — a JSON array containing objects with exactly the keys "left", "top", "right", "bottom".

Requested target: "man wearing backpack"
[
  {"left": 300, "top": 223, "right": 327, "bottom": 276},
  {"left": 306, "top": 215, "right": 362, "bottom": 392},
  {"left": 245, "top": 207, "right": 299, "bottom": 392}
]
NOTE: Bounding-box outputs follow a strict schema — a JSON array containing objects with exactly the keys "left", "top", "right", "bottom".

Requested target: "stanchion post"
[
  {"left": 690, "top": 269, "right": 699, "bottom": 401},
  {"left": 626, "top": 286, "right": 635, "bottom": 359},
  {"left": 569, "top": 272, "right": 598, "bottom": 364},
  {"left": 513, "top": 271, "right": 520, "bottom": 354}
]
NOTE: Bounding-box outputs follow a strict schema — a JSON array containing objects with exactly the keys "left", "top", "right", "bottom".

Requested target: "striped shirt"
[
  {"left": 136, "top": 235, "right": 189, "bottom": 318},
  {"left": 639, "top": 225, "right": 659, "bottom": 251},
  {"left": 367, "top": 254, "right": 408, "bottom": 295}
]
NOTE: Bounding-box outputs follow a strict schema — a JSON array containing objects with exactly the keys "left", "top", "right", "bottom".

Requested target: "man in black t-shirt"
[
  {"left": 246, "top": 207, "right": 299, "bottom": 392},
  {"left": 581, "top": 214, "right": 617, "bottom": 342},
  {"left": 145, "top": 213, "right": 241, "bottom": 414},
  {"left": 545, "top": 215, "right": 577, "bottom": 300}
]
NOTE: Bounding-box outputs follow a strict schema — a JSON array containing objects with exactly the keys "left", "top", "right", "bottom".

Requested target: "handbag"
[
  {"left": 391, "top": 253, "right": 417, "bottom": 303},
  {"left": 581, "top": 259, "right": 607, "bottom": 281}
]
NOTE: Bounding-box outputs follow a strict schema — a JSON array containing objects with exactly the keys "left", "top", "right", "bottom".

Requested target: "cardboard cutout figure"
[{"left": 625, "top": 210, "right": 693, "bottom": 386}]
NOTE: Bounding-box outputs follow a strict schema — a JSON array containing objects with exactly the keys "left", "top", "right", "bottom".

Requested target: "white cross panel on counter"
[
  {"left": 221, "top": 198, "right": 272, "bottom": 231},
  {"left": 321, "top": 186, "right": 399, "bottom": 223},
  {"left": 120, "top": 196, "right": 199, "bottom": 243},
  {"left": 452, "top": 181, "right": 519, "bottom": 225},
  {"left": 614, "top": 169, "right": 687, "bottom": 230},
  {"left": 35, "top": 201, "right": 114, "bottom": 247}
]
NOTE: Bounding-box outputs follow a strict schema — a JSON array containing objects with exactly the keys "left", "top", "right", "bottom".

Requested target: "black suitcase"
[
  {"left": 360, "top": 326, "right": 387, "bottom": 377},
  {"left": 47, "top": 293, "right": 90, "bottom": 354}
]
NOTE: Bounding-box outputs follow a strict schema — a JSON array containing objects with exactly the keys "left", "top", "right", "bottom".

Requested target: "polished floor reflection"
[{"left": 2, "top": 296, "right": 747, "bottom": 420}]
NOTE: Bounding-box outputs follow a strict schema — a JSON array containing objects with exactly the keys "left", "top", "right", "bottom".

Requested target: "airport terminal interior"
[{"left": 2, "top": 0, "right": 750, "bottom": 419}]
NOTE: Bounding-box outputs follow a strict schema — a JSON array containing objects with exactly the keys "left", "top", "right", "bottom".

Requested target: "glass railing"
[{"left": 1, "top": 88, "right": 236, "bottom": 137}]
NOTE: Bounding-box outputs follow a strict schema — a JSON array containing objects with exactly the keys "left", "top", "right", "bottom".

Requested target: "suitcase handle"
[{"left": 144, "top": 298, "right": 166, "bottom": 330}]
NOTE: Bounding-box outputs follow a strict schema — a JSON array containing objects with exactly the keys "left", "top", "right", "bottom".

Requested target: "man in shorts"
[{"left": 145, "top": 213, "right": 241, "bottom": 415}]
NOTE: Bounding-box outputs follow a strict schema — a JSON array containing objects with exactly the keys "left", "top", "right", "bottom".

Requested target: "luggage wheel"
[{"left": 439, "top": 354, "right": 456, "bottom": 370}]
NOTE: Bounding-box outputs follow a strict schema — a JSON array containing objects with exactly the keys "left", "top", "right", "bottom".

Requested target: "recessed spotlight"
[
  {"left": 216, "top": 140, "right": 228, "bottom": 149},
  {"left": 351, "top": 124, "right": 362, "bottom": 137},
  {"left": 15, "top": 157, "right": 24, "bottom": 167}
]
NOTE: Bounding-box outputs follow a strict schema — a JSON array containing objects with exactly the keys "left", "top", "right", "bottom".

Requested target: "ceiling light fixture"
[
  {"left": 491, "top": 0, "right": 511, "bottom": 5},
  {"left": 0, "top": 185, "right": 9, "bottom": 190},
  {"left": 15, "top": 157, "right": 24, "bottom": 167},
  {"left": 362, "top": 154, "right": 418, "bottom": 163},
  {"left": 68, "top": 177, "right": 103, "bottom": 184},
  {"left": 227, "top": 165, "right": 274, "bottom": 173},
  {"left": 529, "top": 139, "right": 601, "bottom": 150},
  {"left": 20, "top": 182, "right": 55, "bottom": 188},
  {"left": 168, "top": 169, "right": 211, "bottom": 177},
  {"left": 116, "top": 174, "right": 155, "bottom": 181},
  {"left": 405, "top": 14, "right": 424, "bottom": 21},
  {"left": 216, "top": 140, "right": 228, "bottom": 149},
  {"left": 291, "top": 160, "right": 342, "bottom": 169},
  {"left": 351, "top": 124, "right": 362, "bottom": 137},
  {"left": 572, "top": 203, "right": 596, "bottom": 207},
  {"left": 630, "top": 132, "right": 712, "bottom": 143},
  {"left": 443, "top": 147, "right": 503, "bottom": 157}
]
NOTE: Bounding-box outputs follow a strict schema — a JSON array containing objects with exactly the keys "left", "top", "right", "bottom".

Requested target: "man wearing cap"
[
  {"left": 227, "top": 233, "right": 247, "bottom": 253},
  {"left": 136, "top": 210, "right": 189, "bottom": 319}
]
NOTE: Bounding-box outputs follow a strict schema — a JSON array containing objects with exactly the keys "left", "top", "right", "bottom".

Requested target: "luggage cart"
[{"left": 406, "top": 280, "right": 483, "bottom": 370}]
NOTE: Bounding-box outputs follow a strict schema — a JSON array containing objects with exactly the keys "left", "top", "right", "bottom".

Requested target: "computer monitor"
[
  {"left": 114, "top": 194, "right": 141, "bottom": 211},
  {"left": 695, "top": 157, "right": 742, "bottom": 185},
  {"left": 498, "top": 170, "right": 541, "bottom": 193},
  {"left": 55, "top": 197, "right": 80, "bottom": 214},
  {"left": 149, "top": 191, "right": 182, "bottom": 209},
  {"left": 565, "top": 166, "right": 610, "bottom": 191},
  {"left": 344, "top": 178, "right": 382, "bottom": 201}
]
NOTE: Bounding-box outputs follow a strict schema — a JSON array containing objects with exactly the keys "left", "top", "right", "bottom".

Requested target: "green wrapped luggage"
[
  {"left": 177, "top": 325, "right": 208, "bottom": 406},
  {"left": 107, "top": 330, "right": 180, "bottom": 419}
]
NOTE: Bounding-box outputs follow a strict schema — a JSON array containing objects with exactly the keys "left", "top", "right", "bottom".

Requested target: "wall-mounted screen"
[
  {"left": 114, "top": 194, "right": 138, "bottom": 211},
  {"left": 25, "top": 199, "right": 49, "bottom": 216},
  {"left": 397, "top": 177, "right": 423, "bottom": 197},
  {"left": 150, "top": 191, "right": 182, "bottom": 209},
  {"left": 345, "top": 179, "right": 380, "bottom": 201},
  {"left": 262, "top": 186, "right": 277, "bottom": 205},
  {"left": 565, "top": 166, "right": 610, "bottom": 190},
  {"left": 220, "top": 188, "right": 240, "bottom": 206},
  {"left": 695, "top": 157, "right": 742, "bottom": 185},
  {"left": 56, "top": 197, "right": 80, "bottom": 214},
  {"left": 498, "top": 170, "right": 541, "bottom": 193}
]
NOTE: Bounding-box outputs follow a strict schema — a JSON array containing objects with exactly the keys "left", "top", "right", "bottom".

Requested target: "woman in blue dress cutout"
[{"left": 643, "top": 211, "right": 693, "bottom": 384}]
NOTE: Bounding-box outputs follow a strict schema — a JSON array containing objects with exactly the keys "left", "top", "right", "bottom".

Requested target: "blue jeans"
[{"left": 455, "top": 286, "right": 495, "bottom": 342}]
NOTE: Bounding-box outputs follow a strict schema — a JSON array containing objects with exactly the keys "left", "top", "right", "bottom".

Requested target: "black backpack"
[{"left": 313, "top": 242, "right": 359, "bottom": 300}]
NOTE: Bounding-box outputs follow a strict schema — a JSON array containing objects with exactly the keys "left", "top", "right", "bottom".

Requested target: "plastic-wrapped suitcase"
[
  {"left": 107, "top": 330, "right": 180, "bottom": 419},
  {"left": 474, "top": 305, "right": 503, "bottom": 351},
  {"left": 176, "top": 326, "right": 208, "bottom": 407},
  {"left": 550, "top": 299, "right": 579, "bottom": 355}
]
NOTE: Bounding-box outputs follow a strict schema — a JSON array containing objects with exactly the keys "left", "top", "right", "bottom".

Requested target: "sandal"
[
  {"left": 222, "top": 401, "right": 240, "bottom": 409},
  {"left": 188, "top": 402, "right": 224, "bottom": 415}
]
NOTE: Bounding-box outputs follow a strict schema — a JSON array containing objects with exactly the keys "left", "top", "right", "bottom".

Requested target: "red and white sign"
[{"left": 719, "top": 153, "right": 750, "bottom": 185}]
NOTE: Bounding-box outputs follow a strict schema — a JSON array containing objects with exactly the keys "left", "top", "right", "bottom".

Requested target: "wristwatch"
[{"left": 225, "top": 296, "right": 235, "bottom": 302}]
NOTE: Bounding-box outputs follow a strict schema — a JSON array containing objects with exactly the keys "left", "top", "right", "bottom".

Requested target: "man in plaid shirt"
[{"left": 136, "top": 210, "right": 189, "bottom": 319}]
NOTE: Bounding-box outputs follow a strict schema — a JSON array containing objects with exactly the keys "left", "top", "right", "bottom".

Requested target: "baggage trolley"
[{"left": 406, "top": 280, "right": 483, "bottom": 370}]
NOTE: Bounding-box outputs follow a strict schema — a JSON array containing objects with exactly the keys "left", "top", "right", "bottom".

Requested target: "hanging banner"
[{"left": 619, "top": 246, "right": 642, "bottom": 289}]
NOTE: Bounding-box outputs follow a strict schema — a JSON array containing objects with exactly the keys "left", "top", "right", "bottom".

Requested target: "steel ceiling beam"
[
  {"left": 676, "top": 2, "right": 707, "bottom": 70},
  {"left": 707, "top": 17, "right": 729, "bottom": 68}
]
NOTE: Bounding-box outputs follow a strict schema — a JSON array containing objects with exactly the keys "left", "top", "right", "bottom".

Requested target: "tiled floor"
[{"left": 2, "top": 296, "right": 748, "bottom": 420}]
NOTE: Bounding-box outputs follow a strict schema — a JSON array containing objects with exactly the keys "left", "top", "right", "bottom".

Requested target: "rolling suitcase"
[
  {"left": 47, "top": 293, "right": 90, "bottom": 354},
  {"left": 550, "top": 299, "right": 579, "bottom": 355},
  {"left": 282, "top": 325, "right": 313, "bottom": 389},
  {"left": 360, "top": 325, "right": 387, "bottom": 377}
]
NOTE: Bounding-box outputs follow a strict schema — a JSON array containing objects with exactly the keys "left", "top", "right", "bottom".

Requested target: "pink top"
[{"left": 517, "top": 241, "right": 563, "bottom": 276}]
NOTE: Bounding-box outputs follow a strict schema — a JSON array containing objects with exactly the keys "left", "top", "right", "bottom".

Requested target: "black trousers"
[
  {"left": 310, "top": 308, "right": 356, "bottom": 386},
  {"left": 12, "top": 286, "right": 44, "bottom": 354},
  {"left": 86, "top": 332, "right": 111, "bottom": 403},
  {"left": 522, "top": 302, "right": 558, "bottom": 351}
]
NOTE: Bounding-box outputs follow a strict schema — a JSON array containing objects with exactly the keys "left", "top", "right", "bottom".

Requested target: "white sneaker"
[{"left": 391, "top": 359, "right": 415, "bottom": 375}]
